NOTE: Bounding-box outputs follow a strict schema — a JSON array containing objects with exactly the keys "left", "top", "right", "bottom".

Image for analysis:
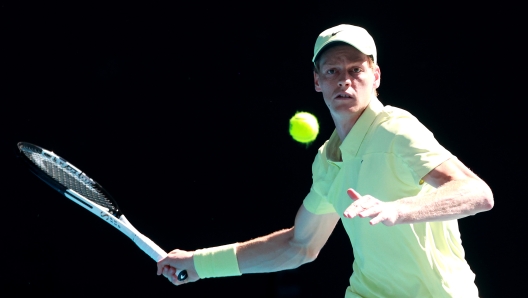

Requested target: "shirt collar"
[{"left": 326, "top": 96, "right": 384, "bottom": 162}]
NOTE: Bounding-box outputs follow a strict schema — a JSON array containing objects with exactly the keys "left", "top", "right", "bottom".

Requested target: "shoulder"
[
  {"left": 314, "top": 130, "right": 341, "bottom": 165},
  {"left": 367, "top": 104, "right": 450, "bottom": 158},
  {"left": 312, "top": 140, "right": 330, "bottom": 170},
  {"left": 372, "top": 105, "right": 436, "bottom": 144},
  {"left": 311, "top": 132, "right": 341, "bottom": 177},
  {"left": 380, "top": 105, "right": 424, "bottom": 133},
  {"left": 360, "top": 105, "right": 428, "bottom": 151}
]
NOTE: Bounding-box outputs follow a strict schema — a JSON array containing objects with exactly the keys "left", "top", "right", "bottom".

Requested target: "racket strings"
[{"left": 23, "top": 150, "right": 118, "bottom": 213}]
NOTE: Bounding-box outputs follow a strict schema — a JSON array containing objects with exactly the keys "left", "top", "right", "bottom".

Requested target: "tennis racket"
[{"left": 17, "top": 142, "right": 188, "bottom": 281}]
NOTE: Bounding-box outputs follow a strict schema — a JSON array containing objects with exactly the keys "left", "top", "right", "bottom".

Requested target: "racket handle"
[
  {"left": 176, "top": 269, "right": 189, "bottom": 281},
  {"left": 133, "top": 232, "right": 167, "bottom": 260},
  {"left": 119, "top": 215, "right": 188, "bottom": 281},
  {"left": 134, "top": 232, "right": 188, "bottom": 281}
]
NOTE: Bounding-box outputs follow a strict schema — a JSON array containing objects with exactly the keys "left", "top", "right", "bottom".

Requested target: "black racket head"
[{"left": 17, "top": 142, "right": 122, "bottom": 217}]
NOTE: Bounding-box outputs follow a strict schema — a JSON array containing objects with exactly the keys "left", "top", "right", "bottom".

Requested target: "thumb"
[{"left": 347, "top": 188, "right": 362, "bottom": 201}]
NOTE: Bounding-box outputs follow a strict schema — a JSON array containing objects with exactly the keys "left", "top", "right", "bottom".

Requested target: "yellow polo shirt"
[{"left": 303, "top": 97, "right": 478, "bottom": 297}]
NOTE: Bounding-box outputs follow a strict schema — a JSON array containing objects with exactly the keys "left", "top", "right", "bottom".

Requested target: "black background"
[{"left": 2, "top": 2, "right": 523, "bottom": 297}]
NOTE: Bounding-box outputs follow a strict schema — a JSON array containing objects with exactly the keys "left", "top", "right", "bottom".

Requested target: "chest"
[{"left": 314, "top": 153, "right": 420, "bottom": 215}]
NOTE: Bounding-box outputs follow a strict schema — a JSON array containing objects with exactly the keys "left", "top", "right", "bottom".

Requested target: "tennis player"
[{"left": 157, "top": 24, "right": 493, "bottom": 297}]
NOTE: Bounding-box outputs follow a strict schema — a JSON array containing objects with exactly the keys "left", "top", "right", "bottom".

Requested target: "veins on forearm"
[
  {"left": 236, "top": 228, "right": 311, "bottom": 274},
  {"left": 397, "top": 179, "right": 492, "bottom": 224}
]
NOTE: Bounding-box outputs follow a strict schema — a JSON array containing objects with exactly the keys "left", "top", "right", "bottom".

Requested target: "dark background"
[{"left": 2, "top": 2, "right": 523, "bottom": 297}]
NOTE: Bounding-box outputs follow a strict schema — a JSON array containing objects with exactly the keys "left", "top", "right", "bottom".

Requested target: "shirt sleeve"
[
  {"left": 303, "top": 146, "right": 337, "bottom": 214},
  {"left": 390, "top": 113, "right": 453, "bottom": 184}
]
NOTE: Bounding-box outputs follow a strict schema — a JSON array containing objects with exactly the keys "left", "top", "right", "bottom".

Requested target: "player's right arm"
[
  {"left": 237, "top": 204, "right": 340, "bottom": 273},
  {"left": 156, "top": 204, "right": 339, "bottom": 285}
]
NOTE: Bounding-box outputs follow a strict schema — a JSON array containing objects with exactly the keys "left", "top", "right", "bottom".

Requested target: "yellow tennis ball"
[{"left": 289, "top": 112, "right": 319, "bottom": 144}]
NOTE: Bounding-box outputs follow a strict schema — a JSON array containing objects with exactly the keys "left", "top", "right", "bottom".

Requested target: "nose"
[{"left": 338, "top": 74, "right": 351, "bottom": 88}]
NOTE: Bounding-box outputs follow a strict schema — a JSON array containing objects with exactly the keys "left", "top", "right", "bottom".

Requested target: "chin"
[{"left": 333, "top": 103, "right": 360, "bottom": 112}]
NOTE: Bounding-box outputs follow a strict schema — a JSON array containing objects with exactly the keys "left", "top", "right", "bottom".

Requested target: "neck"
[{"left": 331, "top": 106, "right": 367, "bottom": 142}]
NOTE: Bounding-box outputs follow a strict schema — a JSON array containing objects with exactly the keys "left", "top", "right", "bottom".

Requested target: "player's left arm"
[{"left": 344, "top": 157, "right": 494, "bottom": 225}]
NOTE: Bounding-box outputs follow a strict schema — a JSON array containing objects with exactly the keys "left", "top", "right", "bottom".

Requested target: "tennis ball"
[{"left": 289, "top": 112, "right": 319, "bottom": 144}]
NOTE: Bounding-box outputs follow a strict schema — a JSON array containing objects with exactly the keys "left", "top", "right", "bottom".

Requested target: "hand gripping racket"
[{"left": 17, "top": 142, "right": 188, "bottom": 281}]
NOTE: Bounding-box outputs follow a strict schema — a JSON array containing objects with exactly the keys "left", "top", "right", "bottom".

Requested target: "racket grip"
[
  {"left": 118, "top": 215, "right": 188, "bottom": 281},
  {"left": 133, "top": 232, "right": 188, "bottom": 281}
]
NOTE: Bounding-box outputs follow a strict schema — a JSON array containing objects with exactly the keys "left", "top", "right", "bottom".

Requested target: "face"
[{"left": 314, "top": 45, "right": 380, "bottom": 118}]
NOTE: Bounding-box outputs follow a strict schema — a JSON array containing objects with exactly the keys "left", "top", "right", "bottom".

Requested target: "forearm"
[
  {"left": 235, "top": 228, "right": 314, "bottom": 274},
  {"left": 159, "top": 233, "right": 314, "bottom": 285},
  {"left": 395, "top": 178, "right": 494, "bottom": 224},
  {"left": 158, "top": 206, "right": 338, "bottom": 284}
]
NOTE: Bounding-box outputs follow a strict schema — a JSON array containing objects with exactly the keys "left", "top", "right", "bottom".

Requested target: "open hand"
[{"left": 344, "top": 188, "right": 400, "bottom": 226}]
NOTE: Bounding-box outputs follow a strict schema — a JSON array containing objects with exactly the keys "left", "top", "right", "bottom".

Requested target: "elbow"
[
  {"left": 482, "top": 194, "right": 494, "bottom": 211},
  {"left": 304, "top": 248, "right": 320, "bottom": 263},
  {"left": 290, "top": 243, "right": 320, "bottom": 266},
  {"left": 479, "top": 183, "right": 494, "bottom": 211}
]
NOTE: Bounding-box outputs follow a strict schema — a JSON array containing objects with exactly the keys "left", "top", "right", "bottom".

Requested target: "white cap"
[{"left": 312, "top": 24, "right": 377, "bottom": 64}]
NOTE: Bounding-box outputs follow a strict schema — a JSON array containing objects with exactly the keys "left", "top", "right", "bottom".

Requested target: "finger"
[
  {"left": 344, "top": 203, "right": 363, "bottom": 219},
  {"left": 167, "top": 266, "right": 176, "bottom": 278},
  {"left": 162, "top": 266, "right": 170, "bottom": 278},
  {"left": 370, "top": 213, "right": 386, "bottom": 225},
  {"left": 347, "top": 188, "right": 362, "bottom": 201},
  {"left": 157, "top": 260, "right": 167, "bottom": 275},
  {"left": 357, "top": 198, "right": 380, "bottom": 216},
  {"left": 359, "top": 205, "right": 382, "bottom": 218}
]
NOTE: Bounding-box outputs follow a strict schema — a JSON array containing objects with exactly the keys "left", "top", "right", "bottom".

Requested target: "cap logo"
[{"left": 331, "top": 30, "right": 342, "bottom": 36}]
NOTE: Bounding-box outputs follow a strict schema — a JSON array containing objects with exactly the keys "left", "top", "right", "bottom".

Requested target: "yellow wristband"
[{"left": 193, "top": 243, "right": 241, "bottom": 278}]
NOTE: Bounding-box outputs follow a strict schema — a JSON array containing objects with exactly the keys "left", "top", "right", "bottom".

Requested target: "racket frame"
[{"left": 17, "top": 142, "right": 187, "bottom": 281}]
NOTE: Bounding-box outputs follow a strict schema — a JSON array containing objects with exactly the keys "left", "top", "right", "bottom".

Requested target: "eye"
[
  {"left": 351, "top": 67, "right": 362, "bottom": 73},
  {"left": 326, "top": 69, "right": 336, "bottom": 75}
]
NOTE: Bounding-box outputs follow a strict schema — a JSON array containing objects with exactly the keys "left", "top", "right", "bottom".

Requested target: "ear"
[
  {"left": 314, "top": 71, "right": 322, "bottom": 92},
  {"left": 373, "top": 65, "right": 381, "bottom": 89}
]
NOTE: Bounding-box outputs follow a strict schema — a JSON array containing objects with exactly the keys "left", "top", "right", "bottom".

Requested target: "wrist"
[
  {"left": 392, "top": 197, "right": 412, "bottom": 225},
  {"left": 193, "top": 243, "right": 242, "bottom": 278}
]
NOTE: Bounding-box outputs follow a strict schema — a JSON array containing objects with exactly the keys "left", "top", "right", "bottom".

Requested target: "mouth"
[{"left": 334, "top": 93, "right": 353, "bottom": 100}]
